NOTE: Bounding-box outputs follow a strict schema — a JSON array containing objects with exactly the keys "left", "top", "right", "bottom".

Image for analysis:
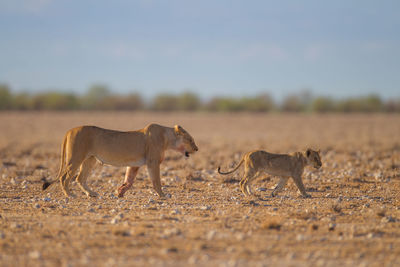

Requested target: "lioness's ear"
[
  {"left": 306, "top": 148, "right": 311, "bottom": 157},
  {"left": 174, "top": 125, "right": 183, "bottom": 135}
]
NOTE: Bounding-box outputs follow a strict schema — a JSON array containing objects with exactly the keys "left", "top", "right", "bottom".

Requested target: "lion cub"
[{"left": 218, "top": 148, "right": 322, "bottom": 198}]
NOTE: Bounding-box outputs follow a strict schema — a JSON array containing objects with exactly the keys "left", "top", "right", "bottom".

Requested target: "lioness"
[
  {"left": 218, "top": 148, "right": 322, "bottom": 198},
  {"left": 43, "top": 124, "right": 198, "bottom": 198}
]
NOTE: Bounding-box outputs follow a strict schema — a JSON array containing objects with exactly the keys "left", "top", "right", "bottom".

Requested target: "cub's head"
[
  {"left": 306, "top": 148, "right": 322, "bottom": 169},
  {"left": 174, "top": 125, "right": 198, "bottom": 157}
]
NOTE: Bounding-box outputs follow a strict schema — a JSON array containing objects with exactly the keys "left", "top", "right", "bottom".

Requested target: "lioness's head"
[
  {"left": 306, "top": 148, "right": 322, "bottom": 169},
  {"left": 174, "top": 125, "right": 198, "bottom": 157}
]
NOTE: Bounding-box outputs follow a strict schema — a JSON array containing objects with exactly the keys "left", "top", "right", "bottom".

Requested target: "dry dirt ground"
[{"left": 0, "top": 112, "right": 399, "bottom": 267}]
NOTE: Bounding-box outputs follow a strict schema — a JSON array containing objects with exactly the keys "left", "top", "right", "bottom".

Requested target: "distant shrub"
[
  {"left": 206, "top": 97, "right": 242, "bottom": 112},
  {"left": 81, "top": 84, "right": 111, "bottom": 109},
  {"left": 282, "top": 95, "right": 303, "bottom": 112},
  {"left": 311, "top": 97, "right": 336, "bottom": 113},
  {"left": 0, "top": 84, "right": 12, "bottom": 109},
  {"left": 206, "top": 94, "right": 275, "bottom": 112},
  {"left": 240, "top": 94, "right": 275, "bottom": 112},
  {"left": 384, "top": 99, "right": 400, "bottom": 112},
  {"left": 31, "top": 92, "right": 80, "bottom": 110},
  {"left": 93, "top": 94, "right": 144, "bottom": 110},
  {"left": 151, "top": 93, "right": 179, "bottom": 111},
  {"left": 177, "top": 92, "right": 201, "bottom": 111},
  {"left": 337, "top": 94, "right": 383, "bottom": 113},
  {"left": 281, "top": 90, "right": 312, "bottom": 112},
  {"left": 0, "top": 85, "right": 398, "bottom": 113},
  {"left": 12, "top": 92, "right": 33, "bottom": 110}
]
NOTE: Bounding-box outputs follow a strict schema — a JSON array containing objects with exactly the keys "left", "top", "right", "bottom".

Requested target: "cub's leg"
[
  {"left": 76, "top": 156, "right": 98, "bottom": 197},
  {"left": 240, "top": 166, "right": 256, "bottom": 196},
  {"left": 147, "top": 162, "right": 165, "bottom": 197},
  {"left": 271, "top": 177, "right": 289, "bottom": 197},
  {"left": 117, "top": 166, "right": 139, "bottom": 198},
  {"left": 245, "top": 171, "right": 261, "bottom": 195},
  {"left": 292, "top": 175, "right": 311, "bottom": 198}
]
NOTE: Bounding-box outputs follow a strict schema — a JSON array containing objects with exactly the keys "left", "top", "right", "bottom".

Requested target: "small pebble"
[
  {"left": 29, "top": 251, "right": 41, "bottom": 259},
  {"left": 235, "top": 233, "right": 245, "bottom": 241},
  {"left": 207, "top": 230, "right": 216, "bottom": 240},
  {"left": 170, "top": 209, "right": 181, "bottom": 215}
]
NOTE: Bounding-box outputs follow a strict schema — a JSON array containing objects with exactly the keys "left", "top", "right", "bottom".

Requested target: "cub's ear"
[
  {"left": 306, "top": 148, "right": 311, "bottom": 157},
  {"left": 174, "top": 125, "right": 184, "bottom": 135}
]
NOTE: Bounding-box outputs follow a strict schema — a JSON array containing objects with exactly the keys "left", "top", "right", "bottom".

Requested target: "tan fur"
[
  {"left": 218, "top": 148, "right": 322, "bottom": 198},
  {"left": 43, "top": 124, "right": 198, "bottom": 198}
]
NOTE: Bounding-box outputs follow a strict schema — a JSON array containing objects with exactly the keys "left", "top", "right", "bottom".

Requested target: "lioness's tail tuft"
[{"left": 42, "top": 181, "right": 51, "bottom": 190}]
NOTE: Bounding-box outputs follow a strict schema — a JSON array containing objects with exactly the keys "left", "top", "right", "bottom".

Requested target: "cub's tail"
[{"left": 217, "top": 156, "right": 245, "bottom": 175}]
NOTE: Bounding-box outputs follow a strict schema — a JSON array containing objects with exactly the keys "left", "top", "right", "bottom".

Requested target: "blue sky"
[{"left": 0, "top": 0, "right": 399, "bottom": 100}]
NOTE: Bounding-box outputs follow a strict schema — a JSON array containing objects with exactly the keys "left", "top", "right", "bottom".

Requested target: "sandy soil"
[{"left": 0, "top": 112, "right": 399, "bottom": 267}]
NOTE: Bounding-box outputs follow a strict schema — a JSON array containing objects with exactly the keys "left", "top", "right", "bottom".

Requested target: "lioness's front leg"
[
  {"left": 147, "top": 162, "right": 165, "bottom": 197},
  {"left": 117, "top": 167, "right": 139, "bottom": 198}
]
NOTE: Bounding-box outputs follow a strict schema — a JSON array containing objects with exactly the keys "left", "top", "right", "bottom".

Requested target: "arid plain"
[{"left": 0, "top": 112, "right": 399, "bottom": 266}]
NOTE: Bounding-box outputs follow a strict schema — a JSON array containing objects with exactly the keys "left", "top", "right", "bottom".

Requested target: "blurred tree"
[
  {"left": 384, "top": 99, "right": 400, "bottom": 112},
  {"left": 32, "top": 92, "right": 79, "bottom": 110},
  {"left": 206, "top": 97, "right": 242, "bottom": 112},
  {"left": 361, "top": 94, "right": 383, "bottom": 112},
  {"left": 240, "top": 94, "right": 275, "bottom": 112},
  {"left": 101, "top": 93, "right": 144, "bottom": 110},
  {"left": 151, "top": 93, "right": 179, "bottom": 111},
  {"left": 281, "top": 95, "right": 303, "bottom": 112},
  {"left": 281, "top": 90, "right": 313, "bottom": 112},
  {"left": 13, "top": 92, "right": 33, "bottom": 110},
  {"left": 311, "top": 97, "right": 335, "bottom": 113},
  {"left": 337, "top": 94, "right": 383, "bottom": 113},
  {"left": 0, "top": 84, "right": 12, "bottom": 109},
  {"left": 177, "top": 92, "right": 201, "bottom": 111},
  {"left": 82, "top": 84, "right": 111, "bottom": 109}
]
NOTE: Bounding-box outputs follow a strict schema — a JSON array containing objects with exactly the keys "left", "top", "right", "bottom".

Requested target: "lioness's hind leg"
[
  {"left": 118, "top": 167, "right": 139, "bottom": 198},
  {"left": 61, "top": 163, "right": 80, "bottom": 198},
  {"left": 271, "top": 177, "right": 289, "bottom": 197},
  {"left": 76, "top": 156, "right": 98, "bottom": 197}
]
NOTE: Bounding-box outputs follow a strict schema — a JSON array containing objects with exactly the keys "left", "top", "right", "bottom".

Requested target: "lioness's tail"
[
  {"left": 217, "top": 156, "right": 245, "bottom": 175},
  {"left": 43, "top": 134, "right": 67, "bottom": 190}
]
